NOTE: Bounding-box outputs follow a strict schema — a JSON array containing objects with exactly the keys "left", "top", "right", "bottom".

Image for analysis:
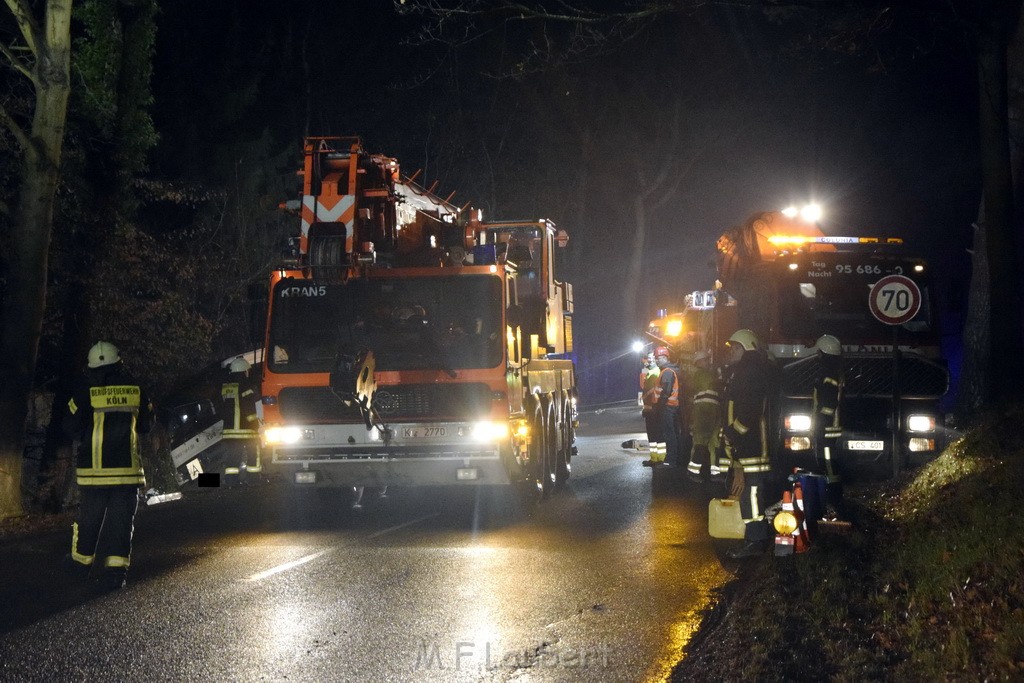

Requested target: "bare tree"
[
  {"left": 398, "top": 0, "right": 1024, "bottom": 412},
  {"left": 0, "top": 0, "right": 73, "bottom": 519}
]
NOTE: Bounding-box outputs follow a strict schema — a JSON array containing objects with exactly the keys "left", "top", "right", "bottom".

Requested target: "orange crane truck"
[{"left": 259, "top": 137, "right": 577, "bottom": 498}]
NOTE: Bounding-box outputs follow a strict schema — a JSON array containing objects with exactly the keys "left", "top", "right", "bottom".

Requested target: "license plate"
[
  {"left": 401, "top": 426, "right": 448, "bottom": 439},
  {"left": 847, "top": 440, "right": 884, "bottom": 451}
]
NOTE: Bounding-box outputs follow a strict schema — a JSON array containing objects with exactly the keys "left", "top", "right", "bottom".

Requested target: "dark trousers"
[
  {"left": 738, "top": 471, "right": 773, "bottom": 543},
  {"left": 643, "top": 410, "right": 663, "bottom": 444},
  {"left": 660, "top": 408, "right": 681, "bottom": 466},
  {"left": 72, "top": 486, "right": 139, "bottom": 570}
]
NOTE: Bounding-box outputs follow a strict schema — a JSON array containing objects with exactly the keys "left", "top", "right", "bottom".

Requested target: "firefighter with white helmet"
[
  {"left": 721, "top": 329, "right": 778, "bottom": 558},
  {"left": 812, "top": 334, "right": 845, "bottom": 516},
  {"left": 62, "top": 341, "right": 153, "bottom": 589},
  {"left": 221, "top": 356, "right": 261, "bottom": 480}
]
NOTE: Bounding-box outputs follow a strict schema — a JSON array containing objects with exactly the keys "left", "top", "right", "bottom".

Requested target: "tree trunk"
[
  {"left": 977, "top": 13, "right": 1024, "bottom": 406},
  {"left": 0, "top": 2, "right": 73, "bottom": 519}
]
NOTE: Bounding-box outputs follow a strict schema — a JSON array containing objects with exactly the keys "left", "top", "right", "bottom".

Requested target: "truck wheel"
[
  {"left": 555, "top": 400, "right": 573, "bottom": 485},
  {"left": 541, "top": 404, "right": 558, "bottom": 496},
  {"left": 521, "top": 399, "right": 547, "bottom": 501}
]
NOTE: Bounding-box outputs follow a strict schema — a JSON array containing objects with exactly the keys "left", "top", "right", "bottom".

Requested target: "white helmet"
[
  {"left": 727, "top": 329, "right": 759, "bottom": 352},
  {"left": 87, "top": 341, "right": 120, "bottom": 369},
  {"left": 814, "top": 334, "right": 842, "bottom": 356},
  {"left": 229, "top": 357, "right": 252, "bottom": 374}
]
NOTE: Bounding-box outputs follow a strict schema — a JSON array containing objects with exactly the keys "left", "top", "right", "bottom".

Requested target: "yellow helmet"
[
  {"left": 814, "top": 334, "right": 842, "bottom": 356},
  {"left": 727, "top": 329, "right": 759, "bottom": 352},
  {"left": 87, "top": 341, "right": 120, "bottom": 369}
]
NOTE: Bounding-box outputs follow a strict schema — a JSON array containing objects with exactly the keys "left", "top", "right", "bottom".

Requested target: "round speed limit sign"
[{"left": 868, "top": 274, "right": 922, "bottom": 325}]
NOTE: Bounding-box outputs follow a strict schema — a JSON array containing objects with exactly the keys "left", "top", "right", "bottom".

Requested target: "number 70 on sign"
[{"left": 868, "top": 274, "right": 922, "bottom": 325}]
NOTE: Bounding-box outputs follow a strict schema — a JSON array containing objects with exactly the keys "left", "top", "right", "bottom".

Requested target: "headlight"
[
  {"left": 906, "top": 415, "right": 936, "bottom": 433},
  {"left": 263, "top": 426, "right": 302, "bottom": 445},
  {"left": 784, "top": 414, "right": 812, "bottom": 432},
  {"left": 471, "top": 420, "right": 509, "bottom": 442}
]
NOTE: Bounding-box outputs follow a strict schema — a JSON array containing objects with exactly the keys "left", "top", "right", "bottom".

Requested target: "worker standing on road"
[
  {"left": 721, "top": 330, "right": 777, "bottom": 558},
  {"left": 643, "top": 346, "right": 680, "bottom": 468},
  {"left": 221, "top": 357, "right": 261, "bottom": 479},
  {"left": 685, "top": 350, "right": 723, "bottom": 485},
  {"left": 812, "top": 334, "right": 845, "bottom": 516},
  {"left": 639, "top": 352, "right": 662, "bottom": 450},
  {"left": 62, "top": 342, "right": 153, "bottom": 590}
]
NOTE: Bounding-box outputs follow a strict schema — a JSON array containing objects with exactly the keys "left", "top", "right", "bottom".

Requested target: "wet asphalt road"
[{"left": 0, "top": 404, "right": 736, "bottom": 682}]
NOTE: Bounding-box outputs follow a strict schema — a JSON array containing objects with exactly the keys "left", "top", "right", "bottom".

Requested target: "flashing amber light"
[
  {"left": 773, "top": 510, "right": 799, "bottom": 535},
  {"left": 665, "top": 319, "right": 683, "bottom": 337}
]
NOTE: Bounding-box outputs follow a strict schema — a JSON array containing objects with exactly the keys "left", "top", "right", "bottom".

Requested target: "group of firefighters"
[
  {"left": 638, "top": 329, "right": 844, "bottom": 559},
  {"left": 61, "top": 342, "right": 259, "bottom": 589}
]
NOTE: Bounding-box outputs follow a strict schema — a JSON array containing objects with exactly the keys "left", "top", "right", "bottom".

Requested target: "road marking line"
[
  {"left": 245, "top": 549, "right": 331, "bottom": 582},
  {"left": 365, "top": 513, "right": 440, "bottom": 539},
  {"left": 243, "top": 513, "right": 439, "bottom": 581}
]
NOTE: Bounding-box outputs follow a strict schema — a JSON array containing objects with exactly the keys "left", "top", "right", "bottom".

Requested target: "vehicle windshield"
[
  {"left": 777, "top": 260, "right": 935, "bottom": 343},
  {"left": 268, "top": 275, "right": 504, "bottom": 373}
]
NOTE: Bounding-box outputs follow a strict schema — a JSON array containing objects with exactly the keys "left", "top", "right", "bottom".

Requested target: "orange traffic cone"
[{"left": 793, "top": 482, "right": 810, "bottom": 553}]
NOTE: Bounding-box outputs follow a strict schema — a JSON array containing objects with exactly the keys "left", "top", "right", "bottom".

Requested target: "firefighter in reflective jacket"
[
  {"left": 685, "top": 350, "right": 723, "bottom": 484},
  {"left": 62, "top": 342, "right": 152, "bottom": 589},
  {"left": 812, "top": 334, "right": 845, "bottom": 515},
  {"left": 639, "top": 353, "right": 662, "bottom": 448},
  {"left": 721, "top": 330, "right": 777, "bottom": 558},
  {"left": 643, "top": 346, "right": 680, "bottom": 467},
  {"left": 221, "top": 357, "right": 261, "bottom": 475}
]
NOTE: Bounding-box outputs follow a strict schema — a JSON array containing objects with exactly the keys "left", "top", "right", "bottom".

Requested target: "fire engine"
[
  {"left": 258, "top": 137, "right": 577, "bottom": 498},
  {"left": 647, "top": 208, "right": 949, "bottom": 478}
]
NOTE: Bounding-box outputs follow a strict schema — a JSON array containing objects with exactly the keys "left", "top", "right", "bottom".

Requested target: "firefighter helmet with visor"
[
  {"left": 87, "top": 341, "right": 121, "bottom": 369},
  {"left": 726, "top": 329, "right": 759, "bottom": 352},
  {"left": 814, "top": 334, "right": 842, "bottom": 356}
]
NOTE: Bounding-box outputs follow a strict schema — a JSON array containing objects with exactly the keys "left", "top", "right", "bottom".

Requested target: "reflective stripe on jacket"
[
  {"left": 654, "top": 365, "right": 680, "bottom": 408},
  {"left": 65, "top": 365, "right": 151, "bottom": 487}
]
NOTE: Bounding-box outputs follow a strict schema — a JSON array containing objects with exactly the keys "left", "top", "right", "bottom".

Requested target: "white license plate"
[
  {"left": 401, "top": 425, "right": 448, "bottom": 439},
  {"left": 847, "top": 440, "right": 884, "bottom": 451}
]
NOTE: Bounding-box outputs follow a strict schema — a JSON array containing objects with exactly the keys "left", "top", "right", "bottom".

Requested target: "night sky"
[{"left": 152, "top": 1, "right": 978, "bottom": 402}]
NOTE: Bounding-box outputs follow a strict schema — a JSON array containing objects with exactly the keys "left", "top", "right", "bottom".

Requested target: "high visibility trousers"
[{"left": 71, "top": 486, "right": 139, "bottom": 569}]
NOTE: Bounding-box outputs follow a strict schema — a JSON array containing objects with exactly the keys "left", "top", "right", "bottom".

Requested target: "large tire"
[
  {"left": 555, "top": 398, "right": 573, "bottom": 486},
  {"left": 518, "top": 399, "right": 547, "bottom": 502},
  {"left": 539, "top": 400, "right": 558, "bottom": 497}
]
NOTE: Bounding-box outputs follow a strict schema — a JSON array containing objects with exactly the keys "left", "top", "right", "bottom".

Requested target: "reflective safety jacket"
[
  {"left": 654, "top": 363, "right": 680, "bottom": 409},
  {"left": 689, "top": 365, "right": 722, "bottom": 444},
  {"left": 640, "top": 365, "right": 661, "bottom": 410},
  {"left": 723, "top": 350, "right": 775, "bottom": 473},
  {"left": 65, "top": 364, "right": 152, "bottom": 487},
  {"left": 221, "top": 376, "right": 259, "bottom": 439}
]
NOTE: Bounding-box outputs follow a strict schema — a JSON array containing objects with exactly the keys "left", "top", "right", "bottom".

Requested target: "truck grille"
[
  {"left": 279, "top": 383, "right": 494, "bottom": 422},
  {"left": 781, "top": 354, "right": 948, "bottom": 399}
]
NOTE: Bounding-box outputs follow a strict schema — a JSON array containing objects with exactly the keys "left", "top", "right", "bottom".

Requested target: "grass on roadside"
[{"left": 673, "top": 405, "right": 1024, "bottom": 682}]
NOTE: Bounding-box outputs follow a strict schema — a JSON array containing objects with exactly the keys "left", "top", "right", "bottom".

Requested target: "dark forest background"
[{"left": 0, "top": 1, "right": 990, "bottom": 408}]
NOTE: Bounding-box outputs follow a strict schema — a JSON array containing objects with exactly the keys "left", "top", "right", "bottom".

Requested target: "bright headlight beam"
[{"left": 263, "top": 426, "right": 302, "bottom": 445}]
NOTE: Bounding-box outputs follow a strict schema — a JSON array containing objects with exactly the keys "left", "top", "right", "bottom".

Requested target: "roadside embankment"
[{"left": 673, "top": 405, "right": 1024, "bottom": 682}]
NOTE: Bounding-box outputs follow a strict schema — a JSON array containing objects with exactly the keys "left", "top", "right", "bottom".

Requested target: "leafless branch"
[
  {"left": 0, "top": 40, "right": 34, "bottom": 83},
  {"left": 0, "top": 102, "right": 31, "bottom": 151},
  {"left": 3, "top": 0, "right": 42, "bottom": 56}
]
